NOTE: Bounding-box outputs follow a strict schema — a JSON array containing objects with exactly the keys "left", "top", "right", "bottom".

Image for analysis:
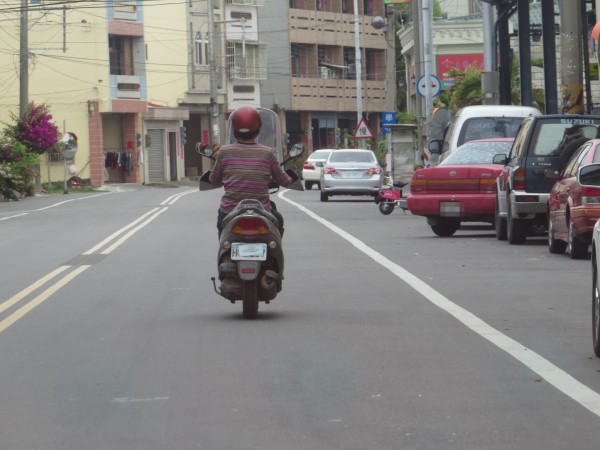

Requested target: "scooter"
[
  {"left": 197, "top": 108, "right": 305, "bottom": 319},
  {"left": 374, "top": 180, "right": 408, "bottom": 215}
]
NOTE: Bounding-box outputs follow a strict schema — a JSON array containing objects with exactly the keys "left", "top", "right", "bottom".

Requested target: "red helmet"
[{"left": 231, "top": 106, "right": 262, "bottom": 140}]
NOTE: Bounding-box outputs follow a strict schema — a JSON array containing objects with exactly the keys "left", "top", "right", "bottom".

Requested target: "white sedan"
[{"left": 301, "top": 149, "right": 334, "bottom": 190}]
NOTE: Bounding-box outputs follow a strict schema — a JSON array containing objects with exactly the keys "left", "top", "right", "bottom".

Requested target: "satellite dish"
[{"left": 428, "top": 107, "right": 453, "bottom": 141}]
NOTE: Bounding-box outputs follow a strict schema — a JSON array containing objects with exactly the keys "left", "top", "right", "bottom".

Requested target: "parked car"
[
  {"left": 494, "top": 114, "right": 600, "bottom": 244},
  {"left": 590, "top": 214, "right": 600, "bottom": 356},
  {"left": 428, "top": 104, "right": 540, "bottom": 165},
  {"left": 319, "top": 149, "right": 383, "bottom": 202},
  {"left": 548, "top": 140, "right": 600, "bottom": 258},
  {"left": 406, "top": 138, "right": 514, "bottom": 236},
  {"left": 302, "top": 149, "right": 334, "bottom": 190}
]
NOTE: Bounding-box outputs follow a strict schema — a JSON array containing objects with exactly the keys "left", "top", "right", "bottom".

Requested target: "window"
[
  {"left": 195, "top": 33, "right": 208, "bottom": 66},
  {"left": 109, "top": 35, "right": 133, "bottom": 75}
]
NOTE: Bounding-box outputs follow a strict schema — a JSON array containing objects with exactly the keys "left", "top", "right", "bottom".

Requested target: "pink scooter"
[{"left": 375, "top": 181, "right": 408, "bottom": 215}]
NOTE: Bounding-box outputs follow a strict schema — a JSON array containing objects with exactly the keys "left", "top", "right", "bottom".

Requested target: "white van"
[{"left": 428, "top": 105, "right": 541, "bottom": 164}]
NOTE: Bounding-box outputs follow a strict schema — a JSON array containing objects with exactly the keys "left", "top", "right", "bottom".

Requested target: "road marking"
[
  {"left": 83, "top": 207, "right": 164, "bottom": 255},
  {"left": 0, "top": 213, "right": 29, "bottom": 221},
  {"left": 0, "top": 190, "right": 190, "bottom": 333},
  {"left": 0, "top": 265, "right": 90, "bottom": 334},
  {"left": 280, "top": 191, "right": 600, "bottom": 418},
  {"left": 0, "top": 266, "right": 71, "bottom": 315},
  {"left": 161, "top": 189, "right": 196, "bottom": 206}
]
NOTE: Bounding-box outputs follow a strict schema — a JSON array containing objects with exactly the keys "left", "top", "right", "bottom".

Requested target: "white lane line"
[
  {"left": 279, "top": 191, "right": 600, "bottom": 417},
  {"left": 0, "top": 265, "right": 91, "bottom": 334},
  {"left": 83, "top": 207, "right": 164, "bottom": 255},
  {"left": 35, "top": 193, "right": 111, "bottom": 211},
  {"left": 0, "top": 213, "right": 29, "bottom": 221},
  {"left": 100, "top": 207, "right": 168, "bottom": 255},
  {"left": 161, "top": 189, "right": 196, "bottom": 206}
]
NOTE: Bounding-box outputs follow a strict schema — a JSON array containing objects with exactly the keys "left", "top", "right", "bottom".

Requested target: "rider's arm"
[
  {"left": 270, "top": 155, "right": 292, "bottom": 187},
  {"left": 209, "top": 152, "right": 223, "bottom": 185}
]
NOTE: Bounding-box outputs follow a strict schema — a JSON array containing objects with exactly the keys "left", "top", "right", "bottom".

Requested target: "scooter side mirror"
[
  {"left": 288, "top": 142, "right": 305, "bottom": 159},
  {"left": 195, "top": 142, "right": 216, "bottom": 160}
]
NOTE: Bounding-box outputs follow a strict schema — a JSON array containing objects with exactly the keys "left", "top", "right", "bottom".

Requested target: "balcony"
[
  {"left": 110, "top": 74, "right": 146, "bottom": 100},
  {"left": 109, "top": 0, "right": 140, "bottom": 21}
]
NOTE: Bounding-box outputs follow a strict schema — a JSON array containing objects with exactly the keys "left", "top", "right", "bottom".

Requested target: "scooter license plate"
[{"left": 231, "top": 243, "right": 267, "bottom": 261}]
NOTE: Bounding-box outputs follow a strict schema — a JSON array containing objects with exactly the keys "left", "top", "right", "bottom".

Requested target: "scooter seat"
[{"left": 223, "top": 199, "right": 279, "bottom": 228}]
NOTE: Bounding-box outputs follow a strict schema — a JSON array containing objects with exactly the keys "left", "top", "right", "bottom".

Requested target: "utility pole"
[
  {"left": 207, "top": 0, "right": 220, "bottom": 147},
  {"left": 560, "top": 0, "right": 583, "bottom": 114},
  {"left": 481, "top": 2, "right": 498, "bottom": 105},
  {"left": 422, "top": 0, "right": 432, "bottom": 133},
  {"left": 19, "top": 0, "right": 28, "bottom": 117},
  {"left": 353, "top": 0, "right": 363, "bottom": 129}
]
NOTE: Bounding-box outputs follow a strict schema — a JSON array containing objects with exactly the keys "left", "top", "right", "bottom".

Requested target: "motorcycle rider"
[{"left": 209, "top": 105, "right": 294, "bottom": 238}]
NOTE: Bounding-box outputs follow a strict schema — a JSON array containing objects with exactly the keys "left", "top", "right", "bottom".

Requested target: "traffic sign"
[
  {"left": 354, "top": 118, "right": 374, "bottom": 139},
  {"left": 416, "top": 74, "right": 442, "bottom": 98}
]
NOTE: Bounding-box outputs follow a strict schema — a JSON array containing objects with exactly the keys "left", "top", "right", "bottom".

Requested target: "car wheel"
[
  {"left": 548, "top": 215, "right": 566, "bottom": 254},
  {"left": 567, "top": 219, "right": 588, "bottom": 259},
  {"left": 495, "top": 194, "right": 507, "bottom": 241},
  {"left": 320, "top": 191, "right": 329, "bottom": 202},
  {"left": 507, "top": 200, "right": 527, "bottom": 245},
  {"left": 379, "top": 201, "right": 394, "bottom": 215},
  {"left": 304, "top": 181, "right": 312, "bottom": 190},
  {"left": 431, "top": 218, "right": 460, "bottom": 237},
  {"left": 593, "top": 254, "right": 600, "bottom": 357}
]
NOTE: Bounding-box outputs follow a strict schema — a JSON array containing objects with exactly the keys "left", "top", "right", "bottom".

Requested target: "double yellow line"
[{"left": 0, "top": 189, "right": 196, "bottom": 334}]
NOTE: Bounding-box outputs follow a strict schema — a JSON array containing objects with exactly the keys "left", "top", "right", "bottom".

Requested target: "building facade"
[{"left": 259, "top": 0, "right": 388, "bottom": 152}]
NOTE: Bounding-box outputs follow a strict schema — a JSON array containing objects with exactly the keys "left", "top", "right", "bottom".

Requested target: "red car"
[
  {"left": 407, "top": 138, "right": 514, "bottom": 236},
  {"left": 548, "top": 138, "right": 600, "bottom": 258}
]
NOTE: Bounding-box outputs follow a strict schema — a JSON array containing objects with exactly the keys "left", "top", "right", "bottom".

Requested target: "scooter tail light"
[{"left": 231, "top": 217, "right": 270, "bottom": 236}]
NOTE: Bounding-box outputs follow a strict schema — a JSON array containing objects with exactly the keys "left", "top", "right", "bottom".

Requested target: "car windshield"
[
  {"left": 458, "top": 117, "right": 524, "bottom": 146},
  {"left": 440, "top": 141, "right": 513, "bottom": 165},
  {"left": 309, "top": 150, "right": 332, "bottom": 160},
  {"left": 328, "top": 151, "right": 375, "bottom": 163}
]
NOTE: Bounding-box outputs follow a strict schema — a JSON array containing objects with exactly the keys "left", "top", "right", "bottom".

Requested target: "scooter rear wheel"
[
  {"left": 379, "top": 201, "right": 395, "bottom": 215},
  {"left": 242, "top": 280, "right": 259, "bottom": 319}
]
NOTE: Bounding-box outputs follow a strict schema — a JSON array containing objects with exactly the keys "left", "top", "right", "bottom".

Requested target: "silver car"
[
  {"left": 319, "top": 149, "right": 383, "bottom": 202},
  {"left": 301, "top": 149, "right": 334, "bottom": 190}
]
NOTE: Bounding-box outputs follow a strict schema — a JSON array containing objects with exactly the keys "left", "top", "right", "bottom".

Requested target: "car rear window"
[
  {"left": 531, "top": 120, "right": 600, "bottom": 157},
  {"left": 458, "top": 117, "right": 524, "bottom": 146},
  {"left": 440, "top": 141, "right": 513, "bottom": 165},
  {"left": 309, "top": 150, "right": 332, "bottom": 160},
  {"left": 328, "top": 151, "right": 375, "bottom": 163}
]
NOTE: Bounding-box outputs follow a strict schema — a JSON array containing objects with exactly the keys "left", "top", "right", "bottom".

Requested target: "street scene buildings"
[{"left": 1, "top": 0, "right": 599, "bottom": 187}]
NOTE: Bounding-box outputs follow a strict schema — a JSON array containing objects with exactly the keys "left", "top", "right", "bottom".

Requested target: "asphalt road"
[{"left": 0, "top": 184, "right": 599, "bottom": 449}]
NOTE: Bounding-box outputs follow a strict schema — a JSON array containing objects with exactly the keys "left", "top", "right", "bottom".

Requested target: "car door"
[{"left": 554, "top": 145, "right": 590, "bottom": 233}]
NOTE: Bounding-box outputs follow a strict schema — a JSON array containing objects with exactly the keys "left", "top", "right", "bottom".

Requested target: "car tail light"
[
  {"left": 323, "top": 166, "right": 337, "bottom": 175},
  {"left": 582, "top": 186, "right": 600, "bottom": 204},
  {"left": 303, "top": 162, "right": 315, "bottom": 170},
  {"left": 231, "top": 217, "right": 269, "bottom": 236},
  {"left": 479, "top": 178, "right": 496, "bottom": 192},
  {"left": 368, "top": 167, "right": 382, "bottom": 175},
  {"left": 411, "top": 179, "right": 426, "bottom": 192},
  {"left": 512, "top": 167, "right": 526, "bottom": 190}
]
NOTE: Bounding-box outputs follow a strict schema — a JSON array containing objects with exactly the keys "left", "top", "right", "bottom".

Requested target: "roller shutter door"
[{"left": 147, "top": 129, "right": 165, "bottom": 183}]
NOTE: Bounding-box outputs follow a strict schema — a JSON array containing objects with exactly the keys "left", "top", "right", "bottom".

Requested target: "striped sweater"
[{"left": 209, "top": 142, "right": 292, "bottom": 213}]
